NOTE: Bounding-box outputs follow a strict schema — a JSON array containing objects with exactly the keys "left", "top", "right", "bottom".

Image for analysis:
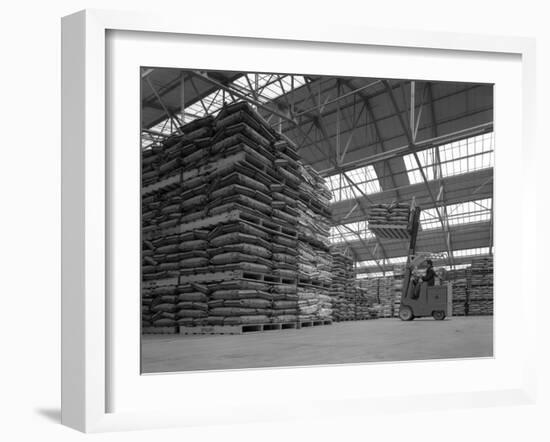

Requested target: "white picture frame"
[{"left": 61, "top": 9, "right": 538, "bottom": 433}]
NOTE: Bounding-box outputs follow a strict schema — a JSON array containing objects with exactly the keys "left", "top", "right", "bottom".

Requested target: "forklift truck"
[{"left": 370, "top": 202, "right": 452, "bottom": 321}]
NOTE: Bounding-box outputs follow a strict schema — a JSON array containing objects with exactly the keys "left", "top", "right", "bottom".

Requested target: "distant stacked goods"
[
  {"left": 354, "top": 287, "right": 372, "bottom": 320},
  {"left": 141, "top": 102, "right": 320, "bottom": 332},
  {"left": 355, "top": 278, "right": 380, "bottom": 319},
  {"left": 357, "top": 278, "right": 379, "bottom": 304},
  {"left": 467, "top": 256, "right": 493, "bottom": 315},
  {"left": 295, "top": 163, "right": 333, "bottom": 322},
  {"left": 329, "top": 250, "right": 355, "bottom": 321},
  {"left": 392, "top": 266, "right": 405, "bottom": 317},
  {"left": 296, "top": 286, "right": 333, "bottom": 321},
  {"left": 378, "top": 276, "right": 395, "bottom": 318},
  {"left": 444, "top": 267, "right": 468, "bottom": 316}
]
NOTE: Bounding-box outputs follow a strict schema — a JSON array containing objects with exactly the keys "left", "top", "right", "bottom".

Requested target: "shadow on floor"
[{"left": 35, "top": 408, "right": 61, "bottom": 423}]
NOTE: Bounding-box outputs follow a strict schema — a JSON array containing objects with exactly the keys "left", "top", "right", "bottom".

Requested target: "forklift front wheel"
[
  {"left": 432, "top": 310, "right": 446, "bottom": 321},
  {"left": 399, "top": 306, "right": 414, "bottom": 321}
]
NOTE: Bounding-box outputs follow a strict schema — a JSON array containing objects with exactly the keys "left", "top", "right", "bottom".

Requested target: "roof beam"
[
  {"left": 383, "top": 79, "right": 454, "bottom": 262},
  {"left": 318, "top": 122, "right": 493, "bottom": 175}
]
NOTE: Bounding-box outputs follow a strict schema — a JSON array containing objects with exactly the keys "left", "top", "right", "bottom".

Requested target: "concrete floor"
[{"left": 141, "top": 316, "right": 493, "bottom": 373}]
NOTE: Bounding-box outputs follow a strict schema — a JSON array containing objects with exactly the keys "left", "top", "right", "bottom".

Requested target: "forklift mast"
[{"left": 402, "top": 205, "right": 422, "bottom": 299}]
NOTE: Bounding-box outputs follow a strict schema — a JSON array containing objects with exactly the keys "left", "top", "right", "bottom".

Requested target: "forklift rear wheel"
[
  {"left": 399, "top": 306, "right": 414, "bottom": 321},
  {"left": 432, "top": 310, "right": 446, "bottom": 321}
]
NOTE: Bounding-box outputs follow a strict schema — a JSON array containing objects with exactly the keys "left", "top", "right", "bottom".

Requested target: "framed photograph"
[{"left": 61, "top": 9, "right": 537, "bottom": 432}]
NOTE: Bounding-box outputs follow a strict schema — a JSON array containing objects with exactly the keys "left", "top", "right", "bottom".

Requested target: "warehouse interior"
[{"left": 140, "top": 68, "right": 494, "bottom": 373}]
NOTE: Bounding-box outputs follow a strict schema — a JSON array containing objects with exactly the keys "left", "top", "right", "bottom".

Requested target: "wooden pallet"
[
  {"left": 141, "top": 151, "right": 250, "bottom": 196},
  {"left": 142, "top": 326, "right": 179, "bottom": 334},
  {"left": 229, "top": 270, "right": 297, "bottom": 285},
  {"left": 143, "top": 207, "right": 298, "bottom": 241},
  {"left": 297, "top": 278, "right": 331, "bottom": 289},
  {"left": 296, "top": 319, "right": 332, "bottom": 328},
  {"left": 176, "top": 269, "right": 297, "bottom": 285},
  {"left": 180, "top": 322, "right": 298, "bottom": 335},
  {"left": 369, "top": 224, "right": 411, "bottom": 240}
]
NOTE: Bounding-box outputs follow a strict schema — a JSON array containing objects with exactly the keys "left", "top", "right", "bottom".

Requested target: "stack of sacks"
[
  {"left": 354, "top": 287, "right": 371, "bottom": 320},
  {"left": 204, "top": 280, "right": 274, "bottom": 326},
  {"left": 141, "top": 117, "right": 216, "bottom": 333},
  {"left": 318, "top": 293, "right": 333, "bottom": 319},
  {"left": 367, "top": 203, "right": 410, "bottom": 227},
  {"left": 444, "top": 267, "right": 468, "bottom": 316},
  {"left": 158, "top": 117, "right": 215, "bottom": 182},
  {"left": 370, "top": 303, "right": 383, "bottom": 319},
  {"left": 140, "top": 234, "right": 178, "bottom": 332},
  {"left": 142, "top": 102, "right": 309, "bottom": 330},
  {"left": 329, "top": 250, "right": 356, "bottom": 320},
  {"left": 357, "top": 277, "right": 379, "bottom": 304},
  {"left": 332, "top": 296, "right": 355, "bottom": 321},
  {"left": 296, "top": 240, "right": 333, "bottom": 284},
  {"left": 271, "top": 284, "right": 299, "bottom": 323},
  {"left": 296, "top": 287, "right": 333, "bottom": 321},
  {"left": 142, "top": 145, "right": 161, "bottom": 187},
  {"left": 392, "top": 266, "right": 405, "bottom": 317},
  {"left": 468, "top": 299, "right": 493, "bottom": 315},
  {"left": 296, "top": 163, "right": 333, "bottom": 299},
  {"left": 467, "top": 256, "right": 493, "bottom": 315},
  {"left": 207, "top": 222, "right": 273, "bottom": 276},
  {"left": 145, "top": 285, "right": 179, "bottom": 329},
  {"left": 176, "top": 283, "right": 209, "bottom": 326},
  {"left": 368, "top": 306, "right": 380, "bottom": 319},
  {"left": 297, "top": 287, "right": 320, "bottom": 321},
  {"left": 378, "top": 276, "right": 395, "bottom": 318},
  {"left": 142, "top": 117, "right": 215, "bottom": 235},
  {"left": 141, "top": 290, "right": 154, "bottom": 328},
  {"left": 205, "top": 102, "right": 301, "bottom": 297}
]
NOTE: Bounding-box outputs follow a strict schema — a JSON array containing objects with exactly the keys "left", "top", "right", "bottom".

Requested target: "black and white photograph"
[{"left": 140, "top": 68, "right": 494, "bottom": 373}]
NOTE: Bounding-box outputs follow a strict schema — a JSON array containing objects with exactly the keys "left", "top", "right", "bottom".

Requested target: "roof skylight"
[
  {"left": 326, "top": 165, "right": 381, "bottom": 203},
  {"left": 404, "top": 132, "right": 494, "bottom": 185},
  {"left": 330, "top": 221, "right": 374, "bottom": 244},
  {"left": 420, "top": 198, "right": 492, "bottom": 231},
  {"left": 452, "top": 247, "right": 491, "bottom": 258}
]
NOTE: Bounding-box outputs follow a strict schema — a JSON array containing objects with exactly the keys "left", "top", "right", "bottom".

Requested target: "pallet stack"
[
  {"left": 329, "top": 250, "right": 356, "bottom": 321},
  {"left": 392, "top": 266, "right": 405, "bottom": 317},
  {"left": 354, "top": 287, "right": 371, "bottom": 320},
  {"left": 141, "top": 102, "right": 339, "bottom": 333},
  {"left": 141, "top": 103, "right": 298, "bottom": 331},
  {"left": 367, "top": 203, "right": 410, "bottom": 226},
  {"left": 295, "top": 163, "right": 333, "bottom": 322},
  {"left": 357, "top": 278, "right": 379, "bottom": 304},
  {"left": 378, "top": 276, "right": 395, "bottom": 318},
  {"left": 467, "top": 256, "right": 494, "bottom": 315},
  {"left": 444, "top": 268, "right": 468, "bottom": 316},
  {"left": 141, "top": 117, "right": 215, "bottom": 333}
]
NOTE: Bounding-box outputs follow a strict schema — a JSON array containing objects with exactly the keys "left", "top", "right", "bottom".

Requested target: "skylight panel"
[
  {"left": 404, "top": 132, "right": 494, "bottom": 184},
  {"left": 326, "top": 165, "right": 381, "bottom": 203},
  {"left": 420, "top": 198, "right": 492, "bottom": 230},
  {"left": 356, "top": 259, "right": 379, "bottom": 268},
  {"left": 453, "top": 247, "right": 490, "bottom": 258},
  {"left": 387, "top": 256, "right": 407, "bottom": 264},
  {"left": 446, "top": 198, "right": 492, "bottom": 227},
  {"left": 420, "top": 207, "right": 441, "bottom": 230},
  {"left": 365, "top": 272, "right": 384, "bottom": 278},
  {"left": 329, "top": 220, "right": 374, "bottom": 244}
]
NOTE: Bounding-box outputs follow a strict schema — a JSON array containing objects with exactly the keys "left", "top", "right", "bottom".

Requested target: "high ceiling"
[{"left": 141, "top": 68, "right": 494, "bottom": 273}]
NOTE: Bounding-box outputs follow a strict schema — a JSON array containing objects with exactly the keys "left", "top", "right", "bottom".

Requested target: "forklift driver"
[{"left": 412, "top": 259, "right": 437, "bottom": 299}]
